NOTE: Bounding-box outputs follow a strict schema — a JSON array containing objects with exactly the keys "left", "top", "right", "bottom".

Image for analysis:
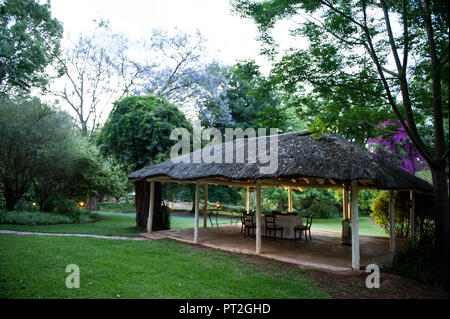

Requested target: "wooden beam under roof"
[{"left": 144, "top": 176, "right": 423, "bottom": 192}]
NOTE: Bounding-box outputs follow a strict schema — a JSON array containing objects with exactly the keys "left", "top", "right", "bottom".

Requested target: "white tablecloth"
[{"left": 251, "top": 214, "right": 303, "bottom": 239}]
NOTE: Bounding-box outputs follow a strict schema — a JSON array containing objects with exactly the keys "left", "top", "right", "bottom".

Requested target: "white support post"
[
  {"left": 389, "top": 190, "right": 396, "bottom": 253},
  {"left": 410, "top": 190, "right": 415, "bottom": 242},
  {"left": 245, "top": 186, "right": 250, "bottom": 213},
  {"left": 256, "top": 180, "right": 262, "bottom": 254},
  {"left": 350, "top": 181, "right": 359, "bottom": 270},
  {"left": 194, "top": 182, "right": 200, "bottom": 243},
  {"left": 147, "top": 180, "right": 155, "bottom": 233},
  {"left": 288, "top": 187, "right": 293, "bottom": 213},
  {"left": 203, "top": 184, "right": 208, "bottom": 228}
]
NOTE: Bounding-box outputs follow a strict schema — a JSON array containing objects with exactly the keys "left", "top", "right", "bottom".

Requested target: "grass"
[
  {"left": 171, "top": 214, "right": 237, "bottom": 229},
  {"left": 0, "top": 213, "right": 142, "bottom": 237},
  {"left": 311, "top": 217, "right": 388, "bottom": 237},
  {"left": 0, "top": 234, "right": 329, "bottom": 298},
  {"left": 98, "top": 202, "right": 136, "bottom": 214},
  {"left": 0, "top": 211, "right": 386, "bottom": 238}
]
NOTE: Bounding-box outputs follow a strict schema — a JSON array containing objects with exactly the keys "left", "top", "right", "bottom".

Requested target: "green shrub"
[
  {"left": 0, "top": 211, "right": 73, "bottom": 225},
  {"left": 370, "top": 191, "right": 412, "bottom": 238},
  {"left": 384, "top": 243, "right": 448, "bottom": 290},
  {"left": 0, "top": 210, "right": 101, "bottom": 225},
  {"left": 13, "top": 200, "right": 35, "bottom": 212},
  {"left": 49, "top": 194, "right": 77, "bottom": 215},
  {"left": 307, "top": 201, "right": 338, "bottom": 219}
]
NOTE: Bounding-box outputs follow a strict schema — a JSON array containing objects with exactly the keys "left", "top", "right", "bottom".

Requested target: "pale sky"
[
  {"left": 47, "top": 0, "right": 302, "bottom": 126},
  {"left": 50, "top": 0, "right": 272, "bottom": 69}
]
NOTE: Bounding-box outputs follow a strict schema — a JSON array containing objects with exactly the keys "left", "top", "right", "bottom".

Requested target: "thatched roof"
[{"left": 128, "top": 131, "right": 432, "bottom": 192}]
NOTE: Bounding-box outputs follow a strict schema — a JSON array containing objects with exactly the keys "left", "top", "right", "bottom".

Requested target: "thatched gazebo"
[{"left": 128, "top": 131, "right": 432, "bottom": 270}]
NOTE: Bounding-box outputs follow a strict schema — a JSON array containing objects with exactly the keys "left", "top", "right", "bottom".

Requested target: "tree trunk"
[
  {"left": 134, "top": 180, "right": 149, "bottom": 228},
  {"left": 134, "top": 180, "right": 168, "bottom": 230},
  {"left": 431, "top": 165, "right": 449, "bottom": 260},
  {"left": 86, "top": 196, "right": 99, "bottom": 211},
  {"left": 277, "top": 199, "right": 286, "bottom": 211},
  {"left": 3, "top": 185, "right": 19, "bottom": 211}
]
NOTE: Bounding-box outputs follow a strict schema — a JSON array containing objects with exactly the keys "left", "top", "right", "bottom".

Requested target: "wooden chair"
[
  {"left": 242, "top": 213, "right": 256, "bottom": 238},
  {"left": 264, "top": 214, "right": 283, "bottom": 240},
  {"left": 294, "top": 215, "right": 312, "bottom": 241}
]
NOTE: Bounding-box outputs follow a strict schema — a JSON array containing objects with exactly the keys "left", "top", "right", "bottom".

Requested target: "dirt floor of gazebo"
[{"left": 142, "top": 225, "right": 403, "bottom": 271}]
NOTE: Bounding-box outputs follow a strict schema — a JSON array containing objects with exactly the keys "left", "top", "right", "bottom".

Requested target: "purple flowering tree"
[
  {"left": 366, "top": 121, "right": 427, "bottom": 175},
  {"left": 133, "top": 29, "right": 233, "bottom": 126}
]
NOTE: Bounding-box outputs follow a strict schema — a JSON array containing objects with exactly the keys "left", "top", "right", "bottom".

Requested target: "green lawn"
[
  {"left": 0, "top": 212, "right": 386, "bottom": 237},
  {"left": 312, "top": 217, "right": 388, "bottom": 237},
  {"left": 0, "top": 213, "right": 142, "bottom": 237},
  {"left": 171, "top": 214, "right": 237, "bottom": 229},
  {"left": 0, "top": 234, "right": 328, "bottom": 298},
  {"left": 0, "top": 212, "right": 237, "bottom": 237},
  {"left": 98, "top": 202, "right": 136, "bottom": 214}
]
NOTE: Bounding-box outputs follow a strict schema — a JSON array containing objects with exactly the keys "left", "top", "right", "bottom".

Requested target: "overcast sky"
[
  {"left": 46, "top": 0, "right": 307, "bottom": 126},
  {"left": 50, "top": 0, "right": 276, "bottom": 70}
]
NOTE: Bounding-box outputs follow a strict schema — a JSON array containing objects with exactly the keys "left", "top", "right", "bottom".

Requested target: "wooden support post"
[
  {"left": 347, "top": 189, "right": 351, "bottom": 220},
  {"left": 410, "top": 190, "right": 415, "bottom": 242},
  {"left": 147, "top": 180, "right": 155, "bottom": 233},
  {"left": 288, "top": 187, "right": 293, "bottom": 212},
  {"left": 350, "top": 181, "right": 359, "bottom": 270},
  {"left": 194, "top": 182, "right": 200, "bottom": 243},
  {"left": 203, "top": 184, "right": 208, "bottom": 228},
  {"left": 389, "top": 190, "right": 396, "bottom": 253},
  {"left": 256, "top": 180, "right": 262, "bottom": 254},
  {"left": 245, "top": 186, "right": 250, "bottom": 213},
  {"left": 343, "top": 188, "right": 348, "bottom": 220}
]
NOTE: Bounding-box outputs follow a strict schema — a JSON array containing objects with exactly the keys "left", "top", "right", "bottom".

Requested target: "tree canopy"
[
  {"left": 0, "top": 96, "right": 126, "bottom": 211},
  {"left": 232, "top": 0, "right": 449, "bottom": 256},
  {"left": 97, "top": 95, "right": 193, "bottom": 172},
  {"left": 0, "top": 0, "right": 63, "bottom": 96}
]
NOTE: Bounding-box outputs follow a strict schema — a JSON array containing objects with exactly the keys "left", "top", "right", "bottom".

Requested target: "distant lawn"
[
  {"left": 0, "top": 212, "right": 235, "bottom": 237},
  {"left": 98, "top": 202, "right": 136, "bottom": 214},
  {"left": 0, "top": 211, "right": 386, "bottom": 237},
  {"left": 171, "top": 214, "right": 237, "bottom": 229},
  {"left": 311, "top": 217, "right": 388, "bottom": 237},
  {"left": 0, "top": 234, "right": 328, "bottom": 299},
  {"left": 0, "top": 213, "right": 142, "bottom": 237}
]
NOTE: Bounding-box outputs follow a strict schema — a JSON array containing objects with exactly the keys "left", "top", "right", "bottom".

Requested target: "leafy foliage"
[
  {"left": 0, "top": 0, "right": 63, "bottom": 96},
  {"left": 97, "top": 95, "right": 192, "bottom": 171},
  {"left": 370, "top": 191, "right": 411, "bottom": 238},
  {"left": 232, "top": 0, "right": 449, "bottom": 257},
  {"left": 0, "top": 96, "right": 127, "bottom": 211},
  {"left": 198, "top": 60, "right": 302, "bottom": 133},
  {"left": 0, "top": 97, "right": 72, "bottom": 210}
]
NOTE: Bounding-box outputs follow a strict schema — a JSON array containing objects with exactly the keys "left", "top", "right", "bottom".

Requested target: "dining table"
[{"left": 251, "top": 214, "right": 303, "bottom": 239}]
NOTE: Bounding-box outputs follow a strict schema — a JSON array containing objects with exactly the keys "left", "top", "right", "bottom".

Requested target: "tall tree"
[
  {"left": 0, "top": 0, "right": 63, "bottom": 96},
  {"left": 232, "top": 0, "right": 449, "bottom": 257},
  {"left": 0, "top": 97, "right": 72, "bottom": 210},
  {"left": 52, "top": 21, "right": 147, "bottom": 137},
  {"left": 97, "top": 95, "right": 192, "bottom": 228}
]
